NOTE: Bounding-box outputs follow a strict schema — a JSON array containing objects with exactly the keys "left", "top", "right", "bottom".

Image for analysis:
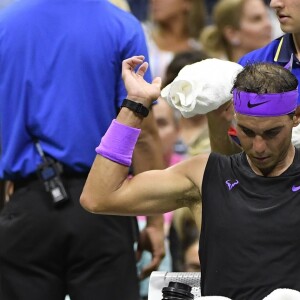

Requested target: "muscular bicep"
[
  {"left": 100, "top": 155, "right": 208, "bottom": 216},
  {"left": 81, "top": 152, "right": 208, "bottom": 216}
]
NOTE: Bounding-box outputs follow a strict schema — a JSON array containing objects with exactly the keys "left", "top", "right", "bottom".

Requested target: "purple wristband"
[{"left": 95, "top": 119, "right": 141, "bottom": 166}]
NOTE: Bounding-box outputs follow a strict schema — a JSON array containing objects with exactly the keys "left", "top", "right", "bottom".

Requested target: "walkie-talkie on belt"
[{"left": 35, "top": 141, "right": 69, "bottom": 206}]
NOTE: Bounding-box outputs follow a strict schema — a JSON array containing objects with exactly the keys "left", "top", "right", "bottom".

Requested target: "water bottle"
[{"left": 162, "top": 281, "right": 194, "bottom": 300}]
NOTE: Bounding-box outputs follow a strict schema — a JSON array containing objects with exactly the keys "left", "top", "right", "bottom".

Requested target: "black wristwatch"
[{"left": 121, "top": 99, "right": 149, "bottom": 118}]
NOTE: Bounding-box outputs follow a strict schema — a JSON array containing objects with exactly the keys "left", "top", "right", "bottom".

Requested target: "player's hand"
[{"left": 122, "top": 55, "right": 162, "bottom": 108}]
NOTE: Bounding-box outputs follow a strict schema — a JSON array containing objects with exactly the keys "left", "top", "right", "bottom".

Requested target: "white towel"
[
  {"left": 292, "top": 125, "right": 300, "bottom": 148},
  {"left": 195, "top": 297, "right": 231, "bottom": 299},
  {"left": 262, "top": 288, "right": 300, "bottom": 300},
  {"left": 160, "top": 58, "right": 243, "bottom": 118},
  {"left": 197, "top": 289, "right": 300, "bottom": 300}
]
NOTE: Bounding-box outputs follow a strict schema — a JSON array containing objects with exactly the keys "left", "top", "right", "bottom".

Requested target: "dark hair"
[
  {"left": 232, "top": 62, "right": 298, "bottom": 94},
  {"left": 163, "top": 50, "right": 210, "bottom": 88}
]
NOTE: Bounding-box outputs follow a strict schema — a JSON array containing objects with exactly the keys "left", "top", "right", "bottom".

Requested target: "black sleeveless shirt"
[{"left": 200, "top": 148, "right": 300, "bottom": 299}]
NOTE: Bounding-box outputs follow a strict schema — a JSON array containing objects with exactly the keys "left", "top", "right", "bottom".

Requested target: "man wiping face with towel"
[{"left": 80, "top": 56, "right": 300, "bottom": 299}]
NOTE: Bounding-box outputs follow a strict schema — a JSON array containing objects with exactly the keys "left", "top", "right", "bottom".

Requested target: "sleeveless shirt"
[{"left": 201, "top": 148, "right": 300, "bottom": 299}]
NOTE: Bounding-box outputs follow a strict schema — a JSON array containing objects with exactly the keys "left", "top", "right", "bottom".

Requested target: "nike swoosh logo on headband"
[
  {"left": 292, "top": 185, "right": 300, "bottom": 192},
  {"left": 247, "top": 100, "right": 269, "bottom": 108}
]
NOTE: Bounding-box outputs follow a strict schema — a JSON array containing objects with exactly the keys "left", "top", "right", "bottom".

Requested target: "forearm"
[
  {"left": 207, "top": 116, "right": 241, "bottom": 155},
  {"left": 132, "top": 109, "right": 166, "bottom": 173},
  {"left": 207, "top": 102, "right": 242, "bottom": 155},
  {"left": 80, "top": 106, "right": 186, "bottom": 214},
  {"left": 131, "top": 110, "right": 165, "bottom": 228},
  {"left": 81, "top": 107, "right": 144, "bottom": 212},
  {"left": 80, "top": 55, "right": 189, "bottom": 216}
]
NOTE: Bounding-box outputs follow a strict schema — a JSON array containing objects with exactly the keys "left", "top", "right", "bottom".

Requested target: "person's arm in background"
[
  {"left": 207, "top": 101, "right": 242, "bottom": 155},
  {"left": 132, "top": 110, "right": 166, "bottom": 280}
]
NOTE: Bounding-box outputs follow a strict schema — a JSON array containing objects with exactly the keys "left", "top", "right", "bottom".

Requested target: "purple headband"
[{"left": 233, "top": 89, "right": 298, "bottom": 117}]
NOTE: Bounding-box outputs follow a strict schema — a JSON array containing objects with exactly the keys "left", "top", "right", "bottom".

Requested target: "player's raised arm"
[{"left": 80, "top": 56, "right": 206, "bottom": 216}]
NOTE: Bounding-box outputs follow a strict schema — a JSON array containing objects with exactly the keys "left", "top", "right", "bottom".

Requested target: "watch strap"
[{"left": 121, "top": 99, "right": 149, "bottom": 117}]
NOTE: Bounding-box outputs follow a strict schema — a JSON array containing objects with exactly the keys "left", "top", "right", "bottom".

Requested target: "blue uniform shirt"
[
  {"left": 239, "top": 33, "right": 300, "bottom": 105},
  {"left": 0, "top": 0, "right": 152, "bottom": 179}
]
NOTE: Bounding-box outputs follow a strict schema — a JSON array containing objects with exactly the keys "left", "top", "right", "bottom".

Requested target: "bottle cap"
[{"left": 162, "top": 281, "right": 194, "bottom": 299}]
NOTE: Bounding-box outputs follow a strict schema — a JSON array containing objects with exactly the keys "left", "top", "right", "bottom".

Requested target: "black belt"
[{"left": 13, "top": 171, "right": 88, "bottom": 192}]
